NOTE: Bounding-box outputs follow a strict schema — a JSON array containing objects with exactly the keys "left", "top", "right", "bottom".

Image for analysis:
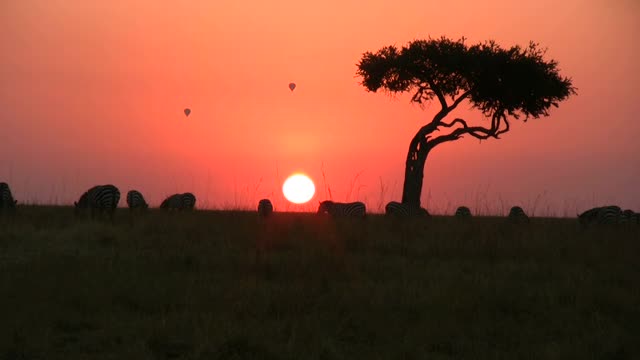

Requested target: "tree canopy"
[{"left": 357, "top": 37, "right": 576, "bottom": 139}]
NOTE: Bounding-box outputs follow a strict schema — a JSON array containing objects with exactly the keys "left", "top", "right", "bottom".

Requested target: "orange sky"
[{"left": 1, "top": 0, "right": 639, "bottom": 215}]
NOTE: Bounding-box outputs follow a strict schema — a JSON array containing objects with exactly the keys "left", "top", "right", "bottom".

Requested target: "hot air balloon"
[
  {"left": 184, "top": 108, "right": 191, "bottom": 117},
  {"left": 288, "top": 83, "right": 296, "bottom": 92}
]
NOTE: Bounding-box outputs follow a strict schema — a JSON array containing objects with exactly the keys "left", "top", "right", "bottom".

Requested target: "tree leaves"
[{"left": 356, "top": 37, "right": 576, "bottom": 120}]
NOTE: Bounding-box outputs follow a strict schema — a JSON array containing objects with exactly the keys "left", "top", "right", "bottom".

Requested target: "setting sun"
[{"left": 282, "top": 174, "right": 316, "bottom": 204}]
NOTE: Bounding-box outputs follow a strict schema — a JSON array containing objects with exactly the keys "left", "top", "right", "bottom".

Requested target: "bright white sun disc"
[{"left": 282, "top": 174, "right": 315, "bottom": 204}]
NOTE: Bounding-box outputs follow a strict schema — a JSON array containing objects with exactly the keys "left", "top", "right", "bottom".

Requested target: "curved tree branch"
[
  {"left": 438, "top": 118, "right": 468, "bottom": 129},
  {"left": 429, "top": 110, "right": 510, "bottom": 148},
  {"left": 438, "top": 118, "right": 493, "bottom": 139}
]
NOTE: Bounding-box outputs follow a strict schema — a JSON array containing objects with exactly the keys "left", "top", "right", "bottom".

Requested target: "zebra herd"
[
  {"left": 71, "top": 184, "right": 196, "bottom": 220},
  {"left": 311, "top": 200, "right": 531, "bottom": 224},
  {"left": 2, "top": 182, "right": 639, "bottom": 225},
  {"left": 0, "top": 182, "right": 196, "bottom": 220},
  {"left": 257, "top": 199, "right": 532, "bottom": 223}
]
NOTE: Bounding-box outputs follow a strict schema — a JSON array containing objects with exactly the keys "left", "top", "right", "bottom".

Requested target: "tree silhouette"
[{"left": 357, "top": 37, "right": 576, "bottom": 208}]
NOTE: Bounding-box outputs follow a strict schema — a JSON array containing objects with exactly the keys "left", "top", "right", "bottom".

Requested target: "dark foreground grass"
[{"left": 0, "top": 206, "right": 638, "bottom": 359}]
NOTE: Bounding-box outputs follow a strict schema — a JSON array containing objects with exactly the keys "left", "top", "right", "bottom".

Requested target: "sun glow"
[{"left": 282, "top": 174, "right": 315, "bottom": 204}]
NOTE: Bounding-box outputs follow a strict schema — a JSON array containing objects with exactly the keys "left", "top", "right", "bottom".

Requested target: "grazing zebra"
[
  {"left": 126, "top": 190, "right": 149, "bottom": 210},
  {"left": 507, "top": 206, "right": 530, "bottom": 223},
  {"left": 181, "top": 193, "right": 196, "bottom": 210},
  {"left": 578, "top": 206, "right": 622, "bottom": 225},
  {"left": 0, "top": 182, "right": 17, "bottom": 212},
  {"left": 454, "top": 206, "right": 472, "bottom": 219},
  {"left": 257, "top": 199, "right": 273, "bottom": 217},
  {"left": 384, "top": 201, "right": 430, "bottom": 217},
  {"left": 619, "top": 210, "right": 634, "bottom": 224},
  {"left": 160, "top": 193, "right": 196, "bottom": 210},
  {"left": 317, "top": 200, "right": 366, "bottom": 218},
  {"left": 74, "top": 184, "right": 120, "bottom": 220}
]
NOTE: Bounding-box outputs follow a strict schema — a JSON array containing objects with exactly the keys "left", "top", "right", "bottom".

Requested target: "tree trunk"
[{"left": 401, "top": 132, "right": 431, "bottom": 207}]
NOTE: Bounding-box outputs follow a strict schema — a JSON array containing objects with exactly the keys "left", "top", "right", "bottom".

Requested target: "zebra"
[
  {"left": 0, "top": 182, "right": 17, "bottom": 213},
  {"left": 507, "top": 206, "right": 530, "bottom": 223},
  {"left": 619, "top": 210, "right": 634, "bottom": 224},
  {"left": 578, "top": 206, "right": 621, "bottom": 225},
  {"left": 74, "top": 184, "right": 120, "bottom": 220},
  {"left": 257, "top": 199, "right": 273, "bottom": 217},
  {"left": 454, "top": 206, "right": 472, "bottom": 219},
  {"left": 160, "top": 193, "right": 196, "bottom": 210},
  {"left": 317, "top": 200, "right": 366, "bottom": 218},
  {"left": 384, "top": 201, "right": 430, "bottom": 217},
  {"left": 126, "top": 190, "right": 149, "bottom": 211},
  {"left": 181, "top": 193, "right": 196, "bottom": 210}
]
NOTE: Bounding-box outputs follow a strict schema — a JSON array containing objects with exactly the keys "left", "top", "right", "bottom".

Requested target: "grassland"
[{"left": 1, "top": 206, "right": 639, "bottom": 359}]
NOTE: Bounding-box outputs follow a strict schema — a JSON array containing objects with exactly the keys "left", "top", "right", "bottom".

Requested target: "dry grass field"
[{"left": 1, "top": 206, "right": 638, "bottom": 359}]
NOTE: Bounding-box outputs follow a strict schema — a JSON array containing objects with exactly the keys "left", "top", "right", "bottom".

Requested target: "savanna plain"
[{"left": 1, "top": 207, "right": 638, "bottom": 359}]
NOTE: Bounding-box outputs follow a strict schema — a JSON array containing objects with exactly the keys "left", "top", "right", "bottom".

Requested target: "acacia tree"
[{"left": 357, "top": 37, "right": 576, "bottom": 208}]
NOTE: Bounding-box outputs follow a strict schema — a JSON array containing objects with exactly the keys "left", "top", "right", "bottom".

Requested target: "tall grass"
[{"left": 1, "top": 207, "right": 638, "bottom": 359}]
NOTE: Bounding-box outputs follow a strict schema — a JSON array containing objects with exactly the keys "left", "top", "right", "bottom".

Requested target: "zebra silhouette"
[
  {"left": 160, "top": 193, "right": 196, "bottom": 210},
  {"left": 126, "top": 190, "right": 149, "bottom": 211},
  {"left": 257, "top": 199, "right": 273, "bottom": 217},
  {"left": 454, "top": 206, "right": 472, "bottom": 219},
  {"left": 507, "top": 206, "right": 530, "bottom": 223},
  {"left": 619, "top": 209, "right": 636, "bottom": 224},
  {"left": 384, "top": 201, "right": 430, "bottom": 217},
  {"left": 0, "top": 182, "right": 17, "bottom": 213},
  {"left": 318, "top": 200, "right": 366, "bottom": 218},
  {"left": 74, "top": 184, "right": 120, "bottom": 220},
  {"left": 578, "top": 206, "right": 622, "bottom": 225}
]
